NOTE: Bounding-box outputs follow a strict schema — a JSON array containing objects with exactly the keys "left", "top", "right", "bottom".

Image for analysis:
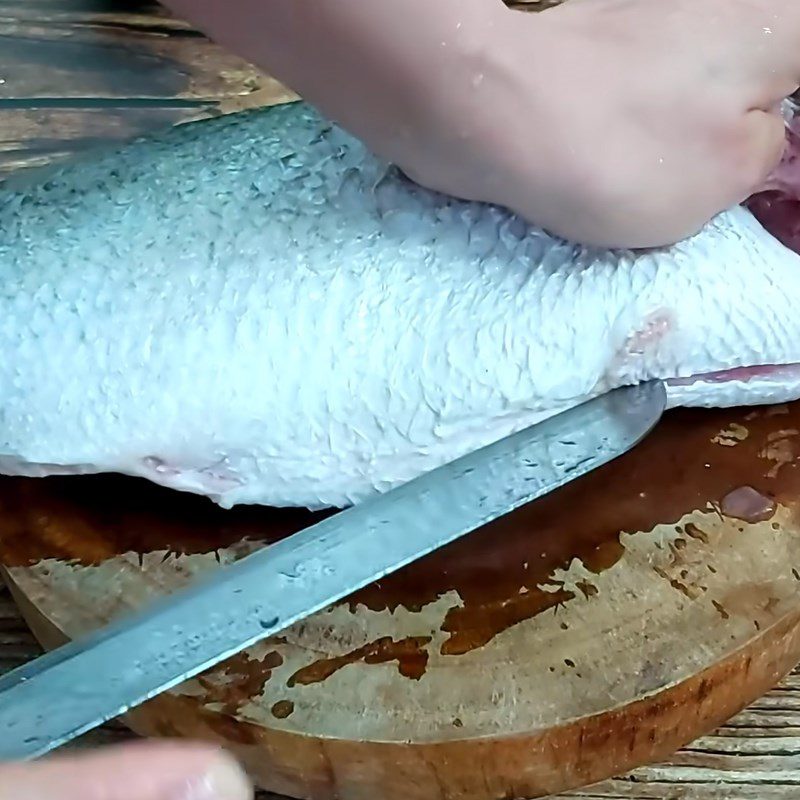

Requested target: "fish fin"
[{"left": 136, "top": 456, "right": 244, "bottom": 498}]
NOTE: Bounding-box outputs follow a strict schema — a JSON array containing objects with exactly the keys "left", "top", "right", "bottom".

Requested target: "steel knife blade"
[{"left": 0, "top": 380, "right": 666, "bottom": 760}]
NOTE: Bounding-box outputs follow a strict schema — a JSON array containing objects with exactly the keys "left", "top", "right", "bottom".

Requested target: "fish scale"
[{"left": 1, "top": 101, "right": 800, "bottom": 510}]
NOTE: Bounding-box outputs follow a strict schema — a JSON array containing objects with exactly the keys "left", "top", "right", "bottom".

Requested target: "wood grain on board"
[
  {"left": 0, "top": 580, "right": 780, "bottom": 800},
  {"left": 7, "top": 581, "right": 800, "bottom": 800},
  {"left": 6, "top": 404, "right": 800, "bottom": 799}
]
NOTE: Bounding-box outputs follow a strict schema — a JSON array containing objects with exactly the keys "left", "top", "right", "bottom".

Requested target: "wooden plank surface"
[
  {"left": 3, "top": 582, "right": 800, "bottom": 799},
  {"left": 1, "top": 1, "right": 799, "bottom": 798},
  {"left": 0, "top": 1, "right": 258, "bottom": 100},
  {"left": 0, "top": 0, "right": 294, "bottom": 174}
]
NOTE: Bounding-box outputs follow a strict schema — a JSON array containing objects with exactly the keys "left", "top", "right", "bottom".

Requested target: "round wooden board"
[{"left": 3, "top": 403, "right": 800, "bottom": 799}]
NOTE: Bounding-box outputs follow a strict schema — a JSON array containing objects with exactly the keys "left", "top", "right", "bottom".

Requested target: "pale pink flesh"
[
  {"left": 666, "top": 363, "right": 800, "bottom": 387},
  {"left": 746, "top": 105, "right": 800, "bottom": 255}
]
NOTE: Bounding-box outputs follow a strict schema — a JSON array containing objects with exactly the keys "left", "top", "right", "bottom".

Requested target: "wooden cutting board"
[{"left": 3, "top": 402, "right": 800, "bottom": 800}]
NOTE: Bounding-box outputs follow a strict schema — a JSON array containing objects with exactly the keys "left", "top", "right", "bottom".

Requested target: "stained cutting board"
[{"left": 3, "top": 403, "right": 800, "bottom": 799}]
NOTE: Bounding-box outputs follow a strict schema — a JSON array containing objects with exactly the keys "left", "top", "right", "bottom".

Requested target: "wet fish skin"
[{"left": 1, "top": 102, "right": 799, "bottom": 510}]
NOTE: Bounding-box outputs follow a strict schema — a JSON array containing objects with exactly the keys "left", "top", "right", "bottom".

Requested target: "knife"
[{"left": 0, "top": 380, "right": 666, "bottom": 761}]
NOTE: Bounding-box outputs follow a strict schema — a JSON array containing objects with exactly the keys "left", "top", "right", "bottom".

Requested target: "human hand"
[
  {"left": 161, "top": 0, "right": 799, "bottom": 249},
  {"left": 0, "top": 741, "right": 252, "bottom": 800},
  {"left": 465, "top": 0, "right": 799, "bottom": 247}
]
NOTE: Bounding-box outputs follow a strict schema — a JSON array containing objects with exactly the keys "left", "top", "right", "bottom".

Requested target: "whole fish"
[{"left": 2, "top": 102, "right": 800, "bottom": 510}]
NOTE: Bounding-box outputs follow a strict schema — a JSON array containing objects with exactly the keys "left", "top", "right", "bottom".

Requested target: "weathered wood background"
[
  {"left": 0, "top": 0, "right": 293, "bottom": 175},
  {"left": 1, "top": 1, "right": 800, "bottom": 798}
]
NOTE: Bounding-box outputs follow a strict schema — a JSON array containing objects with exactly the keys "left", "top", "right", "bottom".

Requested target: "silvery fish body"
[{"left": 2, "top": 102, "right": 800, "bottom": 509}]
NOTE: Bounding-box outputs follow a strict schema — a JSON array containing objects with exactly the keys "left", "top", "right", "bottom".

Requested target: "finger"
[
  {"left": 733, "top": 4, "right": 800, "bottom": 107},
  {"left": 0, "top": 741, "right": 253, "bottom": 800},
  {"left": 731, "top": 108, "right": 788, "bottom": 198}
]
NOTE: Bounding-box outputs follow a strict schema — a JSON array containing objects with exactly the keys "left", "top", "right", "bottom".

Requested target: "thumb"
[
  {"left": 760, "top": 106, "right": 800, "bottom": 195},
  {"left": 732, "top": 108, "right": 788, "bottom": 199},
  {"left": 0, "top": 741, "right": 253, "bottom": 800}
]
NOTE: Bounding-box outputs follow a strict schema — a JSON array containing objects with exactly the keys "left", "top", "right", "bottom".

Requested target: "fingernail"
[{"left": 171, "top": 755, "right": 253, "bottom": 800}]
